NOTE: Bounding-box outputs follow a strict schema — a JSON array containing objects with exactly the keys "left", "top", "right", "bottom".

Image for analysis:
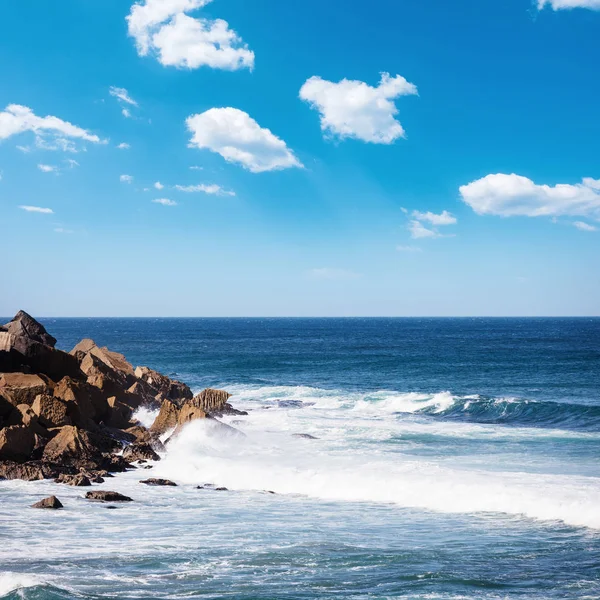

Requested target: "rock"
[
  {"left": 192, "top": 388, "right": 232, "bottom": 414},
  {"left": 177, "top": 404, "right": 207, "bottom": 426},
  {"left": 215, "top": 487, "right": 228, "bottom": 491},
  {"left": 149, "top": 399, "right": 180, "bottom": 435},
  {"left": 80, "top": 353, "right": 128, "bottom": 398},
  {"left": 72, "top": 339, "right": 135, "bottom": 381},
  {"left": 124, "top": 425, "right": 153, "bottom": 444},
  {"left": 292, "top": 433, "right": 319, "bottom": 440},
  {"left": 85, "top": 490, "right": 133, "bottom": 502},
  {"left": 32, "top": 496, "right": 63, "bottom": 509},
  {"left": 42, "top": 425, "right": 120, "bottom": 470},
  {"left": 122, "top": 442, "right": 160, "bottom": 462},
  {"left": 3, "top": 311, "right": 57, "bottom": 347},
  {"left": 127, "top": 380, "right": 159, "bottom": 408},
  {"left": 134, "top": 366, "right": 193, "bottom": 402},
  {"left": 0, "top": 373, "right": 52, "bottom": 406},
  {"left": 106, "top": 397, "right": 133, "bottom": 429},
  {"left": 0, "top": 425, "right": 36, "bottom": 461},
  {"left": 31, "top": 394, "right": 70, "bottom": 428},
  {"left": 53, "top": 377, "right": 109, "bottom": 426},
  {"left": 54, "top": 473, "right": 91, "bottom": 486},
  {"left": 139, "top": 478, "right": 177, "bottom": 486},
  {"left": 0, "top": 460, "right": 45, "bottom": 481},
  {"left": 143, "top": 465, "right": 153, "bottom": 469}
]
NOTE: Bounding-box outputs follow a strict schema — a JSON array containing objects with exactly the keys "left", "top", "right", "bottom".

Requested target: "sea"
[{"left": 1, "top": 317, "right": 599, "bottom": 599}]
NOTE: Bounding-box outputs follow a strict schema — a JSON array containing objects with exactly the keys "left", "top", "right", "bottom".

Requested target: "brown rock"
[
  {"left": 3, "top": 311, "right": 57, "bottom": 347},
  {"left": 72, "top": 339, "right": 135, "bottom": 380},
  {"left": 150, "top": 399, "right": 180, "bottom": 435},
  {"left": 0, "top": 425, "right": 36, "bottom": 461},
  {"left": 85, "top": 490, "right": 133, "bottom": 502},
  {"left": 127, "top": 380, "right": 159, "bottom": 408},
  {"left": 0, "top": 460, "right": 45, "bottom": 481},
  {"left": 32, "top": 495, "right": 63, "bottom": 509},
  {"left": 123, "top": 442, "right": 160, "bottom": 462},
  {"left": 53, "top": 377, "right": 109, "bottom": 426},
  {"left": 54, "top": 473, "right": 91, "bottom": 486},
  {"left": 31, "top": 394, "right": 70, "bottom": 428},
  {"left": 6, "top": 404, "right": 50, "bottom": 438},
  {"left": 192, "top": 388, "right": 231, "bottom": 413},
  {"left": 134, "top": 366, "right": 192, "bottom": 402},
  {"left": 178, "top": 404, "right": 207, "bottom": 425},
  {"left": 140, "top": 478, "right": 177, "bottom": 486},
  {"left": 106, "top": 397, "right": 133, "bottom": 429},
  {"left": 0, "top": 373, "right": 52, "bottom": 406}
]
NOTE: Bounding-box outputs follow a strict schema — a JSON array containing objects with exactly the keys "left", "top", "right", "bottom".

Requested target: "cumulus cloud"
[
  {"left": 299, "top": 73, "right": 418, "bottom": 144},
  {"left": 154, "top": 181, "right": 164, "bottom": 190},
  {"left": 174, "top": 183, "right": 235, "bottom": 196},
  {"left": 409, "top": 220, "right": 441, "bottom": 239},
  {"left": 38, "top": 164, "right": 58, "bottom": 173},
  {"left": 309, "top": 268, "right": 362, "bottom": 281},
  {"left": 573, "top": 221, "right": 597, "bottom": 232},
  {"left": 152, "top": 198, "right": 177, "bottom": 206},
  {"left": 0, "top": 105, "right": 102, "bottom": 149},
  {"left": 412, "top": 210, "right": 457, "bottom": 226},
  {"left": 19, "top": 205, "right": 53, "bottom": 214},
  {"left": 538, "top": 0, "right": 600, "bottom": 9},
  {"left": 120, "top": 174, "right": 134, "bottom": 183},
  {"left": 117, "top": 142, "right": 131, "bottom": 150},
  {"left": 127, "top": 0, "right": 254, "bottom": 70},
  {"left": 186, "top": 107, "right": 302, "bottom": 173},
  {"left": 459, "top": 173, "right": 600, "bottom": 221}
]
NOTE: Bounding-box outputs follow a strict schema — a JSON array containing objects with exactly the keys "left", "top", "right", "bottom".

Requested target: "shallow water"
[{"left": 1, "top": 318, "right": 599, "bottom": 599}]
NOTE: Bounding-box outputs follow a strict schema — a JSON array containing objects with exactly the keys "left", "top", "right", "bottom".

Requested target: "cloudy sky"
[{"left": 0, "top": 0, "right": 599, "bottom": 317}]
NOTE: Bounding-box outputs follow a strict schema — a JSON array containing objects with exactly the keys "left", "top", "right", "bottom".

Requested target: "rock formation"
[
  {"left": 32, "top": 495, "right": 63, "bottom": 509},
  {"left": 0, "top": 311, "right": 244, "bottom": 482}
]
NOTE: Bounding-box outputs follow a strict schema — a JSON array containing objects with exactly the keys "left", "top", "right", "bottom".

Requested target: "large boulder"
[
  {"left": 0, "top": 460, "right": 45, "bottom": 481},
  {"left": 3, "top": 311, "right": 57, "bottom": 347},
  {"left": 123, "top": 442, "right": 160, "bottom": 462},
  {"left": 134, "top": 367, "right": 193, "bottom": 403},
  {"left": 149, "top": 399, "right": 180, "bottom": 435},
  {"left": 53, "top": 377, "right": 109, "bottom": 427},
  {"left": 0, "top": 373, "right": 52, "bottom": 406},
  {"left": 0, "top": 425, "right": 36, "bottom": 461},
  {"left": 192, "top": 388, "right": 231, "bottom": 413},
  {"left": 72, "top": 339, "right": 136, "bottom": 383},
  {"left": 105, "top": 397, "right": 133, "bottom": 430},
  {"left": 85, "top": 490, "right": 132, "bottom": 502},
  {"left": 32, "top": 394, "right": 71, "bottom": 428},
  {"left": 178, "top": 404, "right": 207, "bottom": 425},
  {"left": 32, "top": 496, "right": 63, "bottom": 509}
]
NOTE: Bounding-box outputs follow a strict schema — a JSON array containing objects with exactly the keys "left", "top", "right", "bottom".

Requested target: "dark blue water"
[{"left": 1, "top": 318, "right": 599, "bottom": 599}]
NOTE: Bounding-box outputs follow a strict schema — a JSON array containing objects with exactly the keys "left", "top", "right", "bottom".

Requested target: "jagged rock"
[
  {"left": 85, "top": 490, "right": 133, "bottom": 502},
  {"left": 150, "top": 399, "right": 180, "bottom": 434},
  {"left": 134, "top": 366, "right": 192, "bottom": 402},
  {"left": 0, "top": 425, "right": 36, "bottom": 461},
  {"left": 32, "top": 496, "right": 63, "bottom": 509},
  {"left": 0, "top": 460, "right": 45, "bottom": 481},
  {"left": 127, "top": 380, "right": 159, "bottom": 408},
  {"left": 42, "top": 425, "right": 120, "bottom": 470},
  {"left": 3, "top": 311, "right": 57, "bottom": 347},
  {"left": 72, "top": 339, "right": 135, "bottom": 381},
  {"left": 31, "top": 394, "right": 70, "bottom": 428},
  {"left": 53, "top": 377, "right": 109, "bottom": 426},
  {"left": 54, "top": 473, "right": 91, "bottom": 486},
  {"left": 6, "top": 404, "right": 50, "bottom": 438},
  {"left": 140, "top": 478, "right": 177, "bottom": 486},
  {"left": 0, "top": 373, "right": 52, "bottom": 406},
  {"left": 178, "top": 404, "right": 207, "bottom": 426},
  {"left": 192, "top": 388, "right": 231, "bottom": 413},
  {"left": 125, "top": 425, "right": 153, "bottom": 443},
  {"left": 123, "top": 442, "right": 160, "bottom": 462},
  {"left": 106, "top": 397, "right": 133, "bottom": 429}
]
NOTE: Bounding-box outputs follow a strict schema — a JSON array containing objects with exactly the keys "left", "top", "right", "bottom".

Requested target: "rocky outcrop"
[
  {"left": 140, "top": 478, "right": 176, "bottom": 486},
  {"left": 4, "top": 311, "right": 57, "bottom": 347},
  {"left": 32, "top": 394, "right": 71, "bottom": 428},
  {"left": 150, "top": 399, "right": 180, "bottom": 435},
  {"left": 134, "top": 367, "right": 193, "bottom": 403},
  {"left": 0, "top": 460, "right": 45, "bottom": 481},
  {"left": 32, "top": 495, "right": 63, "bottom": 509},
  {"left": 0, "top": 425, "right": 36, "bottom": 461},
  {"left": 123, "top": 442, "right": 160, "bottom": 462},
  {"left": 54, "top": 473, "right": 91, "bottom": 486},
  {"left": 85, "top": 490, "right": 133, "bottom": 502},
  {"left": 0, "top": 373, "right": 52, "bottom": 407}
]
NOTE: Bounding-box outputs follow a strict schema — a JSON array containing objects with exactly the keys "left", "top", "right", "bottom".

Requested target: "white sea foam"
[
  {"left": 133, "top": 406, "right": 160, "bottom": 429},
  {"left": 0, "top": 573, "right": 44, "bottom": 596}
]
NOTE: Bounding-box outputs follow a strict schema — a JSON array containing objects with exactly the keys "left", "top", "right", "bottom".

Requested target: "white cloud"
[
  {"left": 412, "top": 210, "right": 457, "bottom": 226},
  {"left": 64, "top": 159, "right": 79, "bottom": 168},
  {"left": 117, "top": 142, "right": 131, "bottom": 150},
  {"left": 19, "top": 205, "right": 53, "bottom": 214},
  {"left": 573, "top": 221, "right": 597, "bottom": 232},
  {"left": 122, "top": 108, "right": 132, "bottom": 119},
  {"left": 309, "top": 268, "right": 362, "bottom": 281},
  {"left": 127, "top": 0, "right": 254, "bottom": 71},
  {"left": 152, "top": 198, "right": 177, "bottom": 206},
  {"left": 190, "top": 165, "right": 203, "bottom": 170},
  {"left": 186, "top": 107, "right": 302, "bottom": 173},
  {"left": 396, "top": 245, "right": 422, "bottom": 252},
  {"left": 0, "top": 105, "right": 102, "bottom": 148},
  {"left": 35, "top": 135, "right": 78, "bottom": 153},
  {"left": 120, "top": 174, "right": 134, "bottom": 183},
  {"left": 409, "top": 220, "right": 440, "bottom": 239},
  {"left": 109, "top": 86, "right": 138, "bottom": 107},
  {"left": 38, "top": 164, "right": 58, "bottom": 173},
  {"left": 538, "top": 0, "right": 600, "bottom": 9},
  {"left": 174, "top": 183, "right": 235, "bottom": 196},
  {"left": 299, "top": 72, "right": 418, "bottom": 144},
  {"left": 459, "top": 173, "right": 600, "bottom": 220},
  {"left": 154, "top": 181, "right": 164, "bottom": 190},
  {"left": 16, "top": 145, "right": 31, "bottom": 153}
]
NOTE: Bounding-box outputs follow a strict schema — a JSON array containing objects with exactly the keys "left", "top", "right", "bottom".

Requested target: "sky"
[{"left": 0, "top": 0, "right": 599, "bottom": 317}]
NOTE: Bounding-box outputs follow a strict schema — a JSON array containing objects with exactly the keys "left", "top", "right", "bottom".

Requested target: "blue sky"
[{"left": 0, "top": 0, "right": 599, "bottom": 317}]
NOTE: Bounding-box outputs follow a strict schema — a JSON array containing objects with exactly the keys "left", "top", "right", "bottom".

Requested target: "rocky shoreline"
[{"left": 0, "top": 311, "right": 245, "bottom": 500}]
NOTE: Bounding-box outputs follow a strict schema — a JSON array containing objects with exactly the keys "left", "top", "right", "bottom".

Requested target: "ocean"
[{"left": 1, "top": 317, "right": 599, "bottom": 599}]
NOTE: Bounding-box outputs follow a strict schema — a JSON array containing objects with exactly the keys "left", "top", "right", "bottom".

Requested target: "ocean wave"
[{"left": 0, "top": 574, "right": 44, "bottom": 598}]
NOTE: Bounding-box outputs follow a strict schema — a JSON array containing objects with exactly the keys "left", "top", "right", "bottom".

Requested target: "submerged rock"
[
  {"left": 54, "top": 473, "right": 91, "bottom": 487},
  {"left": 292, "top": 433, "right": 319, "bottom": 440},
  {"left": 85, "top": 490, "right": 133, "bottom": 502},
  {"left": 139, "top": 478, "right": 177, "bottom": 486},
  {"left": 123, "top": 442, "right": 160, "bottom": 463},
  {"left": 31, "top": 495, "right": 63, "bottom": 509}
]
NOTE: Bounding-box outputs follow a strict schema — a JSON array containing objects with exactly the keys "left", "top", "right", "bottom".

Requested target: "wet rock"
[
  {"left": 106, "top": 397, "right": 134, "bottom": 430},
  {"left": 31, "top": 394, "right": 71, "bottom": 428},
  {"left": 0, "top": 460, "right": 45, "bottom": 481},
  {"left": 0, "top": 425, "right": 36, "bottom": 461},
  {"left": 292, "top": 433, "right": 319, "bottom": 440},
  {"left": 85, "top": 490, "right": 133, "bottom": 502},
  {"left": 123, "top": 442, "right": 160, "bottom": 462},
  {"left": 0, "top": 373, "right": 52, "bottom": 407},
  {"left": 192, "top": 388, "right": 231, "bottom": 413},
  {"left": 140, "top": 478, "right": 177, "bottom": 486},
  {"left": 149, "top": 399, "right": 180, "bottom": 435},
  {"left": 54, "top": 473, "right": 91, "bottom": 486},
  {"left": 32, "top": 495, "right": 63, "bottom": 509},
  {"left": 143, "top": 465, "right": 153, "bottom": 469},
  {"left": 215, "top": 487, "right": 229, "bottom": 491},
  {"left": 177, "top": 404, "right": 207, "bottom": 426},
  {"left": 134, "top": 366, "right": 193, "bottom": 402},
  {"left": 127, "top": 380, "right": 159, "bottom": 408}
]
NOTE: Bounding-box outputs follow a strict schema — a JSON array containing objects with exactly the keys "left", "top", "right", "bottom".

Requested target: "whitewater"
[{"left": 1, "top": 317, "right": 599, "bottom": 599}]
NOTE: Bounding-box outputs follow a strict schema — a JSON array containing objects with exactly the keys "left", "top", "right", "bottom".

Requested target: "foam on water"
[{"left": 0, "top": 574, "right": 44, "bottom": 597}]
